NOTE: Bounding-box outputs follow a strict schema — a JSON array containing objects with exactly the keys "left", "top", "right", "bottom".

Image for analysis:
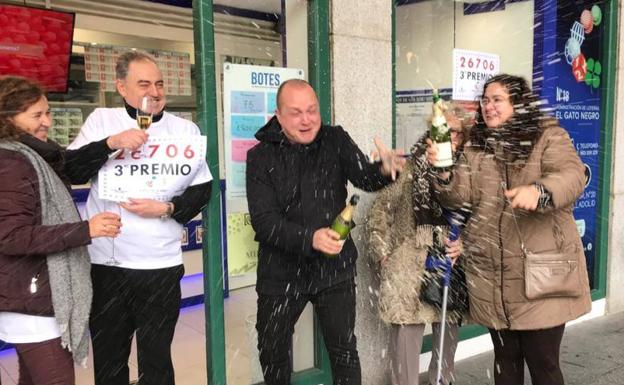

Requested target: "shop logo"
[
  {"left": 585, "top": 58, "right": 602, "bottom": 89},
  {"left": 564, "top": 5, "right": 603, "bottom": 87}
]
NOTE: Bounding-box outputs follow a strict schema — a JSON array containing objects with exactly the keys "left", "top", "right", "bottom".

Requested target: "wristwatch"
[
  {"left": 161, "top": 202, "right": 174, "bottom": 219},
  {"left": 533, "top": 183, "right": 553, "bottom": 208}
]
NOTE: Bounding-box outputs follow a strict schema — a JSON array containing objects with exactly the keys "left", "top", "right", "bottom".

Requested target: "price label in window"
[
  {"left": 98, "top": 136, "right": 207, "bottom": 202},
  {"left": 452, "top": 49, "right": 500, "bottom": 101}
]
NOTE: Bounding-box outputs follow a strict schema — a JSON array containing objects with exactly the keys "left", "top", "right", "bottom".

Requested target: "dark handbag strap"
[
  {"left": 504, "top": 181, "right": 568, "bottom": 259},
  {"left": 509, "top": 203, "right": 530, "bottom": 257},
  {"left": 502, "top": 181, "right": 530, "bottom": 257}
]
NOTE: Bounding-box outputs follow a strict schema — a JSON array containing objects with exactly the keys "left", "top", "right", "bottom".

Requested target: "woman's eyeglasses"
[{"left": 479, "top": 96, "right": 509, "bottom": 108}]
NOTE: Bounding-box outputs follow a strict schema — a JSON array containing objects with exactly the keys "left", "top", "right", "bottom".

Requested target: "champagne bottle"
[
  {"left": 430, "top": 89, "right": 453, "bottom": 169},
  {"left": 324, "top": 194, "right": 360, "bottom": 258}
]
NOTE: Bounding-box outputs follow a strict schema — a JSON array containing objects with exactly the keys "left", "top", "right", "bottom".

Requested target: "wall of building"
[
  {"left": 330, "top": 1, "right": 393, "bottom": 383},
  {"left": 607, "top": 1, "right": 624, "bottom": 314},
  {"left": 396, "top": 1, "right": 534, "bottom": 92}
]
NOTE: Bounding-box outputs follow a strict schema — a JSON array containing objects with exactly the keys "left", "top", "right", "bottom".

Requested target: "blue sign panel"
[{"left": 533, "top": 0, "right": 606, "bottom": 288}]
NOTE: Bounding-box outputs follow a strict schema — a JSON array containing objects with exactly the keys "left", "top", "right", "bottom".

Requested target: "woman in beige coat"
[
  {"left": 369, "top": 106, "right": 468, "bottom": 385},
  {"left": 427, "top": 74, "right": 591, "bottom": 385}
]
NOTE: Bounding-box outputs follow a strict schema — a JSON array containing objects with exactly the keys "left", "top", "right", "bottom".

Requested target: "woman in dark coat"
[{"left": 0, "top": 76, "right": 121, "bottom": 385}]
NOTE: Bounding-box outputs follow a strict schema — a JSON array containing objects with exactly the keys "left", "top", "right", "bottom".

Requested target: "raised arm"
[
  {"left": 336, "top": 127, "right": 393, "bottom": 192},
  {"left": 536, "top": 127, "right": 585, "bottom": 209}
]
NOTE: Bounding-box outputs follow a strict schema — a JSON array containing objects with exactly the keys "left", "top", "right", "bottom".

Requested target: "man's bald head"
[
  {"left": 275, "top": 79, "right": 321, "bottom": 145},
  {"left": 276, "top": 79, "right": 317, "bottom": 111}
]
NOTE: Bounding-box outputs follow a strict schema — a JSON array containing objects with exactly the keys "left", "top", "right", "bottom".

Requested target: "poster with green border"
[{"left": 226, "top": 212, "right": 258, "bottom": 276}]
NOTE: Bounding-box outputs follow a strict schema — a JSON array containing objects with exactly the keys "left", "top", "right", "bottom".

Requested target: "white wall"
[
  {"left": 455, "top": 1, "right": 534, "bottom": 83},
  {"left": 396, "top": 0, "right": 455, "bottom": 90},
  {"left": 286, "top": 0, "right": 309, "bottom": 74},
  {"left": 73, "top": 28, "right": 194, "bottom": 59},
  {"left": 396, "top": 0, "right": 535, "bottom": 91},
  {"left": 331, "top": 0, "right": 394, "bottom": 382}
]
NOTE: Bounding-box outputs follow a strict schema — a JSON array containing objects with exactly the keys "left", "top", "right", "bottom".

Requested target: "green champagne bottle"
[
  {"left": 324, "top": 194, "right": 360, "bottom": 258},
  {"left": 430, "top": 89, "right": 453, "bottom": 170}
]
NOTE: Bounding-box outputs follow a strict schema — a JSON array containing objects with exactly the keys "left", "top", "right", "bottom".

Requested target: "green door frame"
[
  {"left": 391, "top": 0, "right": 618, "bottom": 351},
  {"left": 193, "top": 1, "right": 333, "bottom": 384},
  {"left": 593, "top": 0, "right": 617, "bottom": 302},
  {"left": 290, "top": 2, "right": 334, "bottom": 384},
  {"left": 193, "top": 2, "right": 226, "bottom": 384}
]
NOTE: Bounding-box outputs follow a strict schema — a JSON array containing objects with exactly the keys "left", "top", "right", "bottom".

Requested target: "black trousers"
[
  {"left": 90, "top": 264, "right": 184, "bottom": 385},
  {"left": 489, "top": 324, "right": 566, "bottom": 385},
  {"left": 256, "top": 279, "right": 361, "bottom": 385}
]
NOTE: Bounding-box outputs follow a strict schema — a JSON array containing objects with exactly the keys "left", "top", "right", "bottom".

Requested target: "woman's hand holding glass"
[{"left": 88, "top": 212, "right": 122, "bottom": 238}]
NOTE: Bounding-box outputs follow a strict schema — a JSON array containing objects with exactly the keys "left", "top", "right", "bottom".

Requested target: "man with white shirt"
[{"left": 67, "top": 51, "right": 212, "bottom": 385}]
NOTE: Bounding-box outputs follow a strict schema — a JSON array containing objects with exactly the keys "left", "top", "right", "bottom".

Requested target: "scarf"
[
  {"left": 410, "top": 135, "right": 449, "bottom": 244},
  {"left": 18, "top": 134, "right": 70, "bottom": 186},
  {"left": 0, "top": 140, "right": 92, "bottom": 366}
]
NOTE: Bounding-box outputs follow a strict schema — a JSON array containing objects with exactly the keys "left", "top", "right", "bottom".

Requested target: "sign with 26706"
[
  {"left": 98, "top": 136, "right": 207, "bottom": 202},
  {"left": 452, "top": 49, "right": 500, "bottom": 101}
]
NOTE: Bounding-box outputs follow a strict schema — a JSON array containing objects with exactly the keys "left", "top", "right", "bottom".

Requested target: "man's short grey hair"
[{"left": 115, "top": 51, "right": 158, "bottom": 80}]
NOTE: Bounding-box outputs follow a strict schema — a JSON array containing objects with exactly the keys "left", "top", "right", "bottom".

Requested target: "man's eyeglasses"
[{"left": 479, "top": 97, "right": 509, "bottom": 108}]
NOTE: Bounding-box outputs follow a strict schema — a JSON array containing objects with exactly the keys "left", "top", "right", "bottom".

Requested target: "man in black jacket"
[{"left": 246, "top": 79, "right": 404, "bottom": 385}]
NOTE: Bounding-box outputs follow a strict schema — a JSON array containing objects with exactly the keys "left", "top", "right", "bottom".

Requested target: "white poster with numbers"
[
  {"left": 98, "top": 136, "right": 207, "bottom": 202},
  {"left": 223, "top": 63, "right": 305, "bottom": 201},
  {"left": 452, "top": 49, "right": 500, "bottom": 101}
]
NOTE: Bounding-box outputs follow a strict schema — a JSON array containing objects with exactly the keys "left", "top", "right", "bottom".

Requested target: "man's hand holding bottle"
[{"left": 312, "top": 228, "right": 344, "bottom": 255}]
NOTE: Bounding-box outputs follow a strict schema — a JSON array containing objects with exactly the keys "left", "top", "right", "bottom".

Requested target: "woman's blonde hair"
[{"left": 427, "top": 100, "right": 474, "bottom": 133}]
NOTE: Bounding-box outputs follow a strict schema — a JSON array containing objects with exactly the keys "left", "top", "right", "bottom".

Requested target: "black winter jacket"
[
  {"left": 246, "top": 117, "right": 391, "bottom": 294},
  {"left": 0, "top": 136, "right": 93, "bottom": 316}
]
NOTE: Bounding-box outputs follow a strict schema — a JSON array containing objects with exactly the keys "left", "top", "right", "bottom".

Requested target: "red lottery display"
[{"left": 0, "top": 4, "right": 75, "bottom": 93}]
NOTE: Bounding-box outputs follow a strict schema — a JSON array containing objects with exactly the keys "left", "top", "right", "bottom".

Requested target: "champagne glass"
[
  {"left": 136, "top": 96, "right": 153, "bottom": 157},
  {"left": 105, "top": 202, "right": 122, "bottom": 266},
  {"left": 137, "top": 96, "right": 153, "bottom": 131}
]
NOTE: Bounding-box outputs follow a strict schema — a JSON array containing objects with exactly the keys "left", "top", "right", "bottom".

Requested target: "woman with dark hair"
[
  {"left": 0, "top": 76, "right": 121, "bottom": 385},
  {"left": 426, "top": 74, "right": 591, "bottom": 385}
]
